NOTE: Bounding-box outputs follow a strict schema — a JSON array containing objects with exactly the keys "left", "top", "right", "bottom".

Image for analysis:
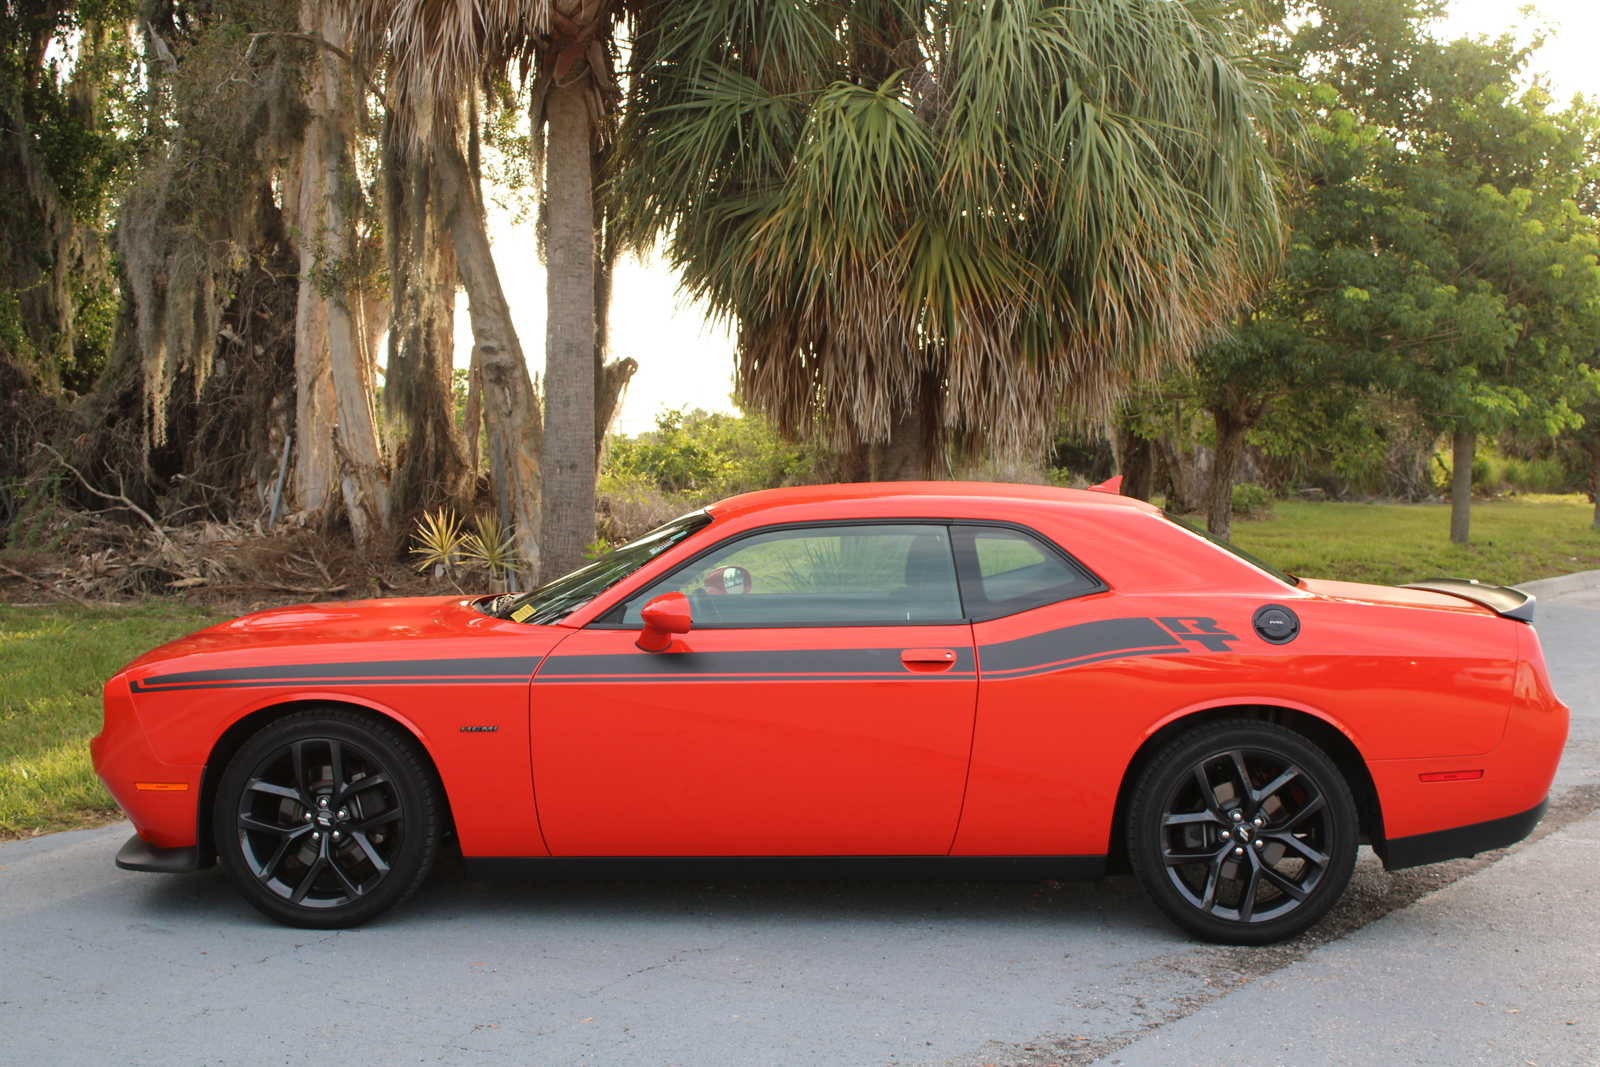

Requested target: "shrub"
[
  {"left": 1232, "top": 483, "right": 1274, "bottom": 517},
  {"left": 604, "top": 407, "right": 808, "bottom": 497}
]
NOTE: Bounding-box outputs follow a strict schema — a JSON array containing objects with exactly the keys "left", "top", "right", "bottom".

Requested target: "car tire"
[
  {"left": 213, "top": 708, "right": 443, "bottom": 929},
  {"left": 1126, "top": 719, "right": 1358, "bottom": 944}
]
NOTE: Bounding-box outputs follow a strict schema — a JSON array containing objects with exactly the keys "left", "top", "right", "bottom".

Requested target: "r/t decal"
[{"left": 1157, "top": 617, "right": 1239, "bottom": 652}]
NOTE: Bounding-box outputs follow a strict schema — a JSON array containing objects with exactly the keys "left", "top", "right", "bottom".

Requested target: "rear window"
[
  {"left": 953, "top": 525, "right": 1103, "bottom": 620},
  {"left": 1164, "top": 515, "right": 1295, "bottom": 585}
]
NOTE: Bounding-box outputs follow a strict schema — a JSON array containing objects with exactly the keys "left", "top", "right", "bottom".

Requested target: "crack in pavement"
[{"left": 937, "top": 781, "right": 1600, "bottom": 1067}]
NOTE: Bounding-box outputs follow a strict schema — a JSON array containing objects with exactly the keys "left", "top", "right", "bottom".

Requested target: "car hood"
[{"left": 118, "top": 596, "right": 560, "bottom": 676}]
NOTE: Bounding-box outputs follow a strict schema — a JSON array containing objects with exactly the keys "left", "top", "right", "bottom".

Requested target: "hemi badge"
[
  {"left": 135, "top": 782, "right": 190, "bottom": 791},
  {"left": 1419, "top": 770, "right": 1483, "bottom": 783},
  {"left": 460, "top": 726, "right": 499, "bottom": 733}
]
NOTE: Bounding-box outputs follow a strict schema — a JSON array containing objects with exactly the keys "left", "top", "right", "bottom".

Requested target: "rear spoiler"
[{"left": 1401, "top": 578, "right": 1535, "bottom": 622}]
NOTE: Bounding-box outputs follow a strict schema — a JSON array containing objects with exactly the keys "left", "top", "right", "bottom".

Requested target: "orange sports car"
[{"left": 93, "top": 483, "right": 1567, "bottom": 942}]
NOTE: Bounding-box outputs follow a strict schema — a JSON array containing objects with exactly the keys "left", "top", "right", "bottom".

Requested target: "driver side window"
[{"left": 622, "top": 524, "right": 963, "bottom": 626}]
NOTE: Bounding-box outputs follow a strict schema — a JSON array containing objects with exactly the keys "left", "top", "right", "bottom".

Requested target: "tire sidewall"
[
  {"left": 213, "top": 709, "right": 440, "bottom": 929},
  {"left": 1128, "top": 721, "right": 1358, "bottom": 945}
]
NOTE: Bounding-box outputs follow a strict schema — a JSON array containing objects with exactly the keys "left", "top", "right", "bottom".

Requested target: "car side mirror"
[{"left": 636, "top": 592, "right": 693, "bottom": 652}]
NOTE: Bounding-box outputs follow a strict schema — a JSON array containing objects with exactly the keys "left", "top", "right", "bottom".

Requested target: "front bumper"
[{"left": 115, "top": 834, "right": 204, "bottom": 873}]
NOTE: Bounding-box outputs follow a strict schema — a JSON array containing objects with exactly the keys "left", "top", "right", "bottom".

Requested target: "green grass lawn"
[
  {"left": 1227, "top": 495, "right": 1600, "bottom": 588},
  {"left": 0, "top": 602, "right": 221, "bottom": 839}
]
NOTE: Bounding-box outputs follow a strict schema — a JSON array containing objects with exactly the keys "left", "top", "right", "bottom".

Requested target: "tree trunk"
[
  {"left": 591, "top": 171, "right": 637, "bottom": 466},
  {"left": 540, "top": 83, "right": 598, "bottom": 578},
  {"left": 1152, "top": 435, "right": 1207, "bottom": 514},
  {"left": 438, "top": 134, "right": 543, "bottom": 581},
  {"left": 288, "top": 251, "right": 338, "bottom": 516},
  {"left": 286, "top": 4, "right": 388, "bottom": 543},
  {"left": 1590, "top": 443, "right": 1600, "bottom": 531},
  {"left": 383, "top": 123, "right": 471, "bottom": 521},
  {"left": 1115, "top": 425, "right": 1155, "bottom": 502},
  {"left": 1450, "top": 429, "right": 1475, "bottom": 544},
  {"left": 291, "top": 3, "right": 388, "bottom": 548},
  {"left": 877, "top": 415, "right": 924, "bottom": 481},
  {"left": 1207, "top": 408, "right": 1252, "bottom": 540},
  {"left": 596, "top": 356, "right": 638, "bottom": 462},
  {"left": 876, "top": 369, "right": 940, "bottom": 480}
]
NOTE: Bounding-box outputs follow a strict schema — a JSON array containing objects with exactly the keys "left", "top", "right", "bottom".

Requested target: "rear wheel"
[
  {"left": 213, "top": 709, "right": 442, "bottom": 928},
  {"left": 1127, "top": 720, "right": 1357, "bottom": 944}
]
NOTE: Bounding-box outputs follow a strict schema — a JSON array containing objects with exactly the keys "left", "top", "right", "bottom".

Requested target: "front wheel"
[
  {"left": 1127, "top": 720, "right": 1358, "bottom": 944},
  {"left": 213, "top": 709, "right": 443, "bottom": 928}
]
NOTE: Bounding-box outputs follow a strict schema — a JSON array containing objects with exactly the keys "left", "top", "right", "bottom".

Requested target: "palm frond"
[{"left": 610, "top": 0, "right": 1290, "bottom": 461}]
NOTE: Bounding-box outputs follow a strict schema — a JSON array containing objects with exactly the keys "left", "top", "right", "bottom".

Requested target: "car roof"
[{"left": 705, "top": 481, "right": 1163, "bottom": 522}]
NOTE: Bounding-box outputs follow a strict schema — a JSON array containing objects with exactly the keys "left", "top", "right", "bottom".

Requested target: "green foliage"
[
  {"left": 1232, "top": 483, "right": 1275, "bottom": 517},
  {"left": 409, "top": 508, "right": 467, "bottom": 575},
  {"left": 458, "top": 514, "right": 518, "bottom": 579},
  {"left": 0, "top": 2, "right": 143, "bottom": 394},
  {"left": 1230, "top": 496, "right": 1600, "bottom": 587},
  {"left": 409, "top": 509, "right": 521, "bottom": 587},
  {"left": 1169, "top": 0, "right": 1600, "bottom": 518},
  {"left": 604, "top": 406, "right": 808, "bottom": 497},
  {"left": 0, "top": 602, "right": 220, "bottom": 838},
  {"left": 613, "top": 0, "right": 1287, "bottom": 458}
]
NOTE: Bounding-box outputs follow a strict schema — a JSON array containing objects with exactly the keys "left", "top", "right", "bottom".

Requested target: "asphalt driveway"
[{"left": 3, "top": 577, "right": 1596, "bottom": 1067}]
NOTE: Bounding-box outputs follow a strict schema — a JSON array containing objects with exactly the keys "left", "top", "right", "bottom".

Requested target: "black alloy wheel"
[
  {"left": 214, "top": 709, "right": 442, "bottom": 928},
  {"left": 1127, "top": 720, "right": 1358, "bottom": 944}
]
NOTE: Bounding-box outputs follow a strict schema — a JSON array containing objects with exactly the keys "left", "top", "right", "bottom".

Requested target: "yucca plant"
[
  {"left": 410, "top": 508, "right": 468, "bottom": 584},
  {"left": 459, "top": 513, "right": 521, "bottom": 590}
]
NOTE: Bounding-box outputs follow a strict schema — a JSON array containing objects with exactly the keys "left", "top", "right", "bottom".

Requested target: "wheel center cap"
[
  {"left": 316, "top": 812, "right": 333, "bottom": 828},
  {"left": 1238, "top": 824, "right": 1252, "bottom": 840}
]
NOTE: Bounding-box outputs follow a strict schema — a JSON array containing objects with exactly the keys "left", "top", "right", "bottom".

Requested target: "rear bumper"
[
  {"left": 1380, "top": 797, "right": 1547, "bottom": 871},
  {"left": 115, "top": 834, "right": 204, "bottom": 873}
]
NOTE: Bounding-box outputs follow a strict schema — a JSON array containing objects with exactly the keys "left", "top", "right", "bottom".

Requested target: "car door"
[{"left": 528, "top": 522, "right": 978, "bottom": 857}]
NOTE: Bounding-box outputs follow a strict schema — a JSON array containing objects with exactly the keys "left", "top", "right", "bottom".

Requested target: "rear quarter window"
[{"left": 955, "top": 525, "right": 1104, "bottom": 621}]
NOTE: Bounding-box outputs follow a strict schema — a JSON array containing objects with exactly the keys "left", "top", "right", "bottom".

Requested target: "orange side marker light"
[
  {"left": 134, "top": 782, "right": 190, "bottom": 791},
  {"left": 1418, "top": 770, "right": 1483, "bottom": 783}
]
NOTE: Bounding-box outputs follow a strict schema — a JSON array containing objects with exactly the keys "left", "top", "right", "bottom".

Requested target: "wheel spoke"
[
  {"left": 1227, "top": 750, "right": 1252, "bottom": 798},
  {"left": 289, "top": 852, "right": 327, "bottom": 904},
  {"left": 1191, "top": 766, "right": 1224, "bottom": 817},
  {"left": 350, "top": 831, "right": 390, "bottom": 873},
  {"left": 1250, "top": 765, "right": 1300, "bottom": 806},
  {"left": 240, "top": 813, "right": 299, "bottom": 836},
  {"left": 337, "top": 772, "right": 391, "bottom": 803},
  {"left": 1197, "top": 853, "right": 1224, "bottom": 911},
  {"left": 349, "top": 808, "right": 401, "bottom": 833},
  {"left": 1266, "top": 831, "right": 1329, "bottom": 868},
  {"left": 328, "top": 739, "right": 345, "bottom": 794},
  {"left": 1161, "top": 810, "right": 1225, "bottom": 828},
  {"left": 1260, "top": 864, "right": 1310, "bottom": 902},
  {"left": 1164, "top": 842, "right": 1229, "bottom": 867},
  {"left": 253, "top": 826, "right": 309, "bottom": 881},
  {"left": 246, "top": 779, "right": 301, "bottom": 804},
  {"left": 1237, "top": 863, "right": 1263, "bottom": 922},
  {"left": 291, "top": 740, "right": 310, "bottom": 800},
  {"left": 1281, "top": 792, "right": 1328, "bottom": 831},
  {"left": 327, "top": 850, "right": 365, "bottom": 899}
]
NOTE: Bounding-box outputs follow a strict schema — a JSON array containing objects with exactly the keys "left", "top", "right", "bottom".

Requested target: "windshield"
[
  {"left": 1164, "top": 514, "right": 1296, "bottom": 586},
  {"left": 490, "top": 511, "right": 713, "bottom": 624}
]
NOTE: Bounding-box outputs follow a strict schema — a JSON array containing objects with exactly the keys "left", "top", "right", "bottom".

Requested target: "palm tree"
[
  {"left": 612, "top": 0, "right": 1285, "bottom": 474},
  {"left": 341, "top": 0, "right": 627, "bottom": 580}
]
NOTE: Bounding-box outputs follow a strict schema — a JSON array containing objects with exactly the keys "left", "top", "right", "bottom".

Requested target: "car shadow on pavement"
[{"left": 130, "top": 852, "right": 1179, "bottom": 940}]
